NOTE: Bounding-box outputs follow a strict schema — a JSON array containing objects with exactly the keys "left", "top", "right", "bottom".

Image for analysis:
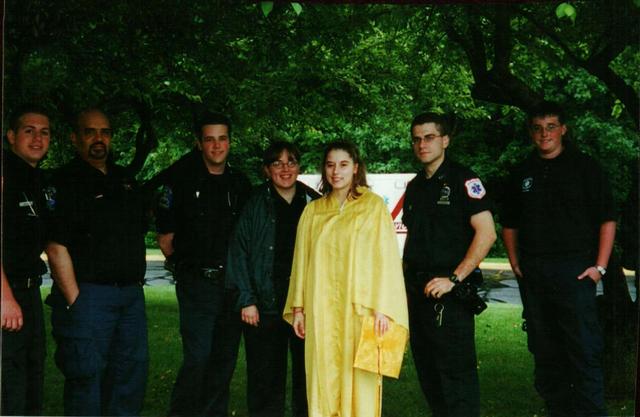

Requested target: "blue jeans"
[
  {"left": 168, "top": 272, "right": 242, "bottom": 417},
  {"left": 47, "top": 282, "right": 149, "bottom": 416},
  {"left": 520, "top": 255, "right": 606, "bottom": 417}
]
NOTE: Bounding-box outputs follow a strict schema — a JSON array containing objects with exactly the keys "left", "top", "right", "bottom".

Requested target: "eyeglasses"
[
  {"left": 412, "top": 134, "right": 441, "bottom": 144},
  {"left": 270, "top": 160, "right": 299, "bottom": 169},
  {"left": 530, "top": 124, "right": 560, "bottom": 134}
]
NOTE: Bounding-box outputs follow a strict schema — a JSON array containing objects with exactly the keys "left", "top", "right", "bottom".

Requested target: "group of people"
[{"left": 1, "top": 100, "right": 616, "bottom": 417}]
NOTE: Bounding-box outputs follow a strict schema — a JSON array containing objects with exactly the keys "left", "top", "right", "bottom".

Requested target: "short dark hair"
[
  {"left": 319, "top": 140, "right": 368, "bottom": 198},
  {"left": 410, "top": 112, "right": 451, "bottom": 137},
  {"left": 9, "top": 104, "right": 50, "bottom": 132},
  {"left": 527, "top": 101, "right": 566, "bottom": 125},
  {"left": 193, "top": 111, "right": 231, "bottom": 139},
  {"left": 262, "top": 141, "right": 301, "bottom": 166}
]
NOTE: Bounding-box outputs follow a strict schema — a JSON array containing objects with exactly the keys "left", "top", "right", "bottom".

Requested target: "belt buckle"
[{"left": 202, "top": 268, "right": 222, "bottom": 280}]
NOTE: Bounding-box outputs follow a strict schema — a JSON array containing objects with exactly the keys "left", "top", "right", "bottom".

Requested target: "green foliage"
[
  {"left": 556, "top": 2, "right": 577, "bottom": 23},
  {"left": 5, "top": 2, "right": 639, "bottom": 252}
]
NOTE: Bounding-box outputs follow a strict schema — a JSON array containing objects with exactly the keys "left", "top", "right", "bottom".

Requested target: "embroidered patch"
[
  {"left": 522, "top": 177, "right": 533, "bottom": 192},
  {"left": 44, "top": 186, "right": 57, "bottom": 211},
  {"left": 158, "top": 185, "right": 173, "bottom": 209},
  {"left": 464, "top": 178, "right": 486, "bottom": 199}
]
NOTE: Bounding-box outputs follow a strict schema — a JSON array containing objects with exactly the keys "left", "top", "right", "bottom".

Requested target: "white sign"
[{"left": 298, "top": 173, "right": 416, "bottom": 250}]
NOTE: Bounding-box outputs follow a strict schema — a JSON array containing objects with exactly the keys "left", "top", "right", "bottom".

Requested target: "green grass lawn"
[{"left": 41, "top": 287, "right": 635, "bottom": 417}]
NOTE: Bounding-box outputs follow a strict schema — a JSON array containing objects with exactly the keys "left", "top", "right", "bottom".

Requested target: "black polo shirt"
[
  {"left": 403, "top": 158, "right": 493, "bottom": 274},
  {"left": 155, "top": 157, "right": 251, "bottom": 269},
  {"left": 2, "top": 150, "right": 49, "bottom": 281},
  {"left": 500, "top": 144, "right": 616, "bottom": 257},
  {"left": 48, "top": 157, "right": 147, "bottom": 285},
  {"left": 272, "top": 183, "right": 308, "bottom": 279}
]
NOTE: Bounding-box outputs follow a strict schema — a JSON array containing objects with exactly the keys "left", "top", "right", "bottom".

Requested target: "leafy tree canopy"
[{"left": 4, "top": 1, "right": 638, "bottom": 199}]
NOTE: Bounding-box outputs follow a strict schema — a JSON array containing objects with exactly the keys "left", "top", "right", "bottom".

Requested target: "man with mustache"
[
  {"left": 45, "top": 108, "right": 149, "bottom": 416},
  {"left": 2, "top": 104, "right": 52, "bottom": 416}
]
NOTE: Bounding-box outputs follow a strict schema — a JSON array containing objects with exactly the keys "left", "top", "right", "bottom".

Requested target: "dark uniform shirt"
[
  {"left": 500, "top": 144, "right": 616, "bottom": 257},
  {"left": 155, "top": 156, "right": 251, "bottom": 269},
  {"left": 48, "top": 157, "right": 147, "bottom": 285},
  {"left": 403, "top": 158, "right": 492, "bottom": 276},
  {"left": 272, "top": 183, "right": 307, "bottom": 279},
  {"left": 2, "top": 150, "right": 49, "bottom": 280}
]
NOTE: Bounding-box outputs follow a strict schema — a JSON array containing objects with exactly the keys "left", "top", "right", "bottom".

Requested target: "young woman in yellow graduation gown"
[{"left": 283, "top": 141, "right": 409, "bottom": 417}]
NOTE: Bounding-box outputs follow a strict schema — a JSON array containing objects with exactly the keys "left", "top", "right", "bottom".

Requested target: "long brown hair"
[{"left": 319, "top": 140, "right": 368, "bottom": 198}]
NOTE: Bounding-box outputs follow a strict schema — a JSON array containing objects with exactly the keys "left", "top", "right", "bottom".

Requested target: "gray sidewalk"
[{"left": 41, "top": 260, "right": 637, "bottom": 305}]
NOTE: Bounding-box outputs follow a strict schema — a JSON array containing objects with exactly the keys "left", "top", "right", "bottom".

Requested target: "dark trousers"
[
  {"left": 407, "top": 285, "right": 480, "bottom": 417},
  {"left": 1, "top": 285, "right": 45, "bottom": 416},
  {"left": 169, "top": 275, "right": 242, "bottom": 417},
  {"left": 47, "top": 282, "right": 149, "bottom": 416},
  {"left": 520, "top": 256, "right": 606, "bottom": 417},
  {"left": 243, "top": 313, "right": 307, "bottom": 417}
]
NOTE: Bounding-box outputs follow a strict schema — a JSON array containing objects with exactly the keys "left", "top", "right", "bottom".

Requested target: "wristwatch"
[
  {"left": 595, "top": 265, "right": 607, "bottom": 276},
  {"left": 449, "top": 274, "right": 459, "bottom": 284}
]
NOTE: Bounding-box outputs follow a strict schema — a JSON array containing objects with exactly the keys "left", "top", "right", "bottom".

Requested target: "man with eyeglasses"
[
  {"left": 154, "top": 110, "right": 251, "bottom": 417},
  {"left": 402, "top": 112, "right": 496, "bottom": 417},
  {"left": 501, "top": 101, "right": 615, "bottom": 417},
  {"left": 226, "top": 141, "right": 319, "bottom": 417},
  {"left": 2, "top": 104, "right": 52, "bottom": 416},
  {"left": 45, "top": 108, "right": 149, "bottom": 416}
]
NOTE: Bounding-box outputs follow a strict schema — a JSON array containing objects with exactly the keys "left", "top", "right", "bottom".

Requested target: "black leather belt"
[{"left": 9, "top": 276, "right": 42, "bottom": 290}]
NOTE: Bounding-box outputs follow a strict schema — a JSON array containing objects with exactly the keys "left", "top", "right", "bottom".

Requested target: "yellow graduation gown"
[{"left": 284, "top": 188, "right": 409, "bottom": 417}]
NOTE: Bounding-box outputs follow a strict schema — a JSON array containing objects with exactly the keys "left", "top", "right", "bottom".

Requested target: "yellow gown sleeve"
[
  {"left": 283, "top": 201, "right": 314, "bottom": 325},
  {"left": 353, "top": 191, "right": 409, "bottom": 330}
]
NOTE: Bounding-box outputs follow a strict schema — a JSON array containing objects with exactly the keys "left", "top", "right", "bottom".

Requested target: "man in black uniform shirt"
[
  {"left": 45, "top": 108, "right": 149, "bottom": 416},
  {"left": 501, "top": 102, "right": 615, "bottom": 417},
  {"left": 155, "top": 111, "right": 251, "bottom": 417},
  {"left": 1, "top": 105, "right": 51, "bottom": 416},
  {"left": 402, "top": 112, "right": 496, "bottom": 417}
]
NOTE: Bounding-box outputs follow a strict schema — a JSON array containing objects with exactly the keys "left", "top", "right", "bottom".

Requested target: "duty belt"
[
  {"left": 201, "top": 266, "right": 225, "bottom": 281},
  {"left": 9, "top": 276, "right": 42, "bottom": 290}
]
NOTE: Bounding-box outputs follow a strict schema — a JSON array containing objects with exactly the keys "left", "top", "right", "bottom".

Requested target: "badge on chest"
[{"left": 437, "top": 184, "right": 451, "bottom": 205}]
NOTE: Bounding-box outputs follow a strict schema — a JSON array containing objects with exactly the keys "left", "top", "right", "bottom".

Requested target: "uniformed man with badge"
[
  {"left": 501, "top": 101, "right": 615, "bottom": 417},
  {"left": 1, "top": 105, "right": 52, "bottom": 416},
  {"left": 154, "top": 111, "right": 252, "bottom": 417},
  {"left": 45, "top": 108, "right": 149, "bottom": 416},
  {"left": 402, "top": 112, "right": 496, "bottom": 417}
]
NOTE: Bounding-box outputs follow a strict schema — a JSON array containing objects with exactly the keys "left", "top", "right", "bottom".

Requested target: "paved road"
[{"left": 41, "top": 260, "right": 637, "bottom": 305}]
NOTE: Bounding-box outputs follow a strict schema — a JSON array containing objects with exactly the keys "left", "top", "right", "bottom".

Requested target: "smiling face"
[
  {"left": 324, "top": 149, "right": 358, "bottom": 194},
  {"left": 411, "top": 122, "right": 449, "bottom": 168},
  {"left": 197, "top": 124, "right": 230, "bottom": 173},
  {"left": 529, "top": 115, "right": 566, "bottom": 159},
  {"left": 6, "top": 112, "right": 51, "bottom": 167},
  {"left": 265, "top": 149, "right": 300, "bottom": 193}
]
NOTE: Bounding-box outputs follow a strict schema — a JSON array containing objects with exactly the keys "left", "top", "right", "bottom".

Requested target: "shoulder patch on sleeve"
[
  {"left": 158, "top": 185, "right": 174, "bottom": 209},
  {"left": 464, "top": 178, "right": 486, "bottom": 199}
]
